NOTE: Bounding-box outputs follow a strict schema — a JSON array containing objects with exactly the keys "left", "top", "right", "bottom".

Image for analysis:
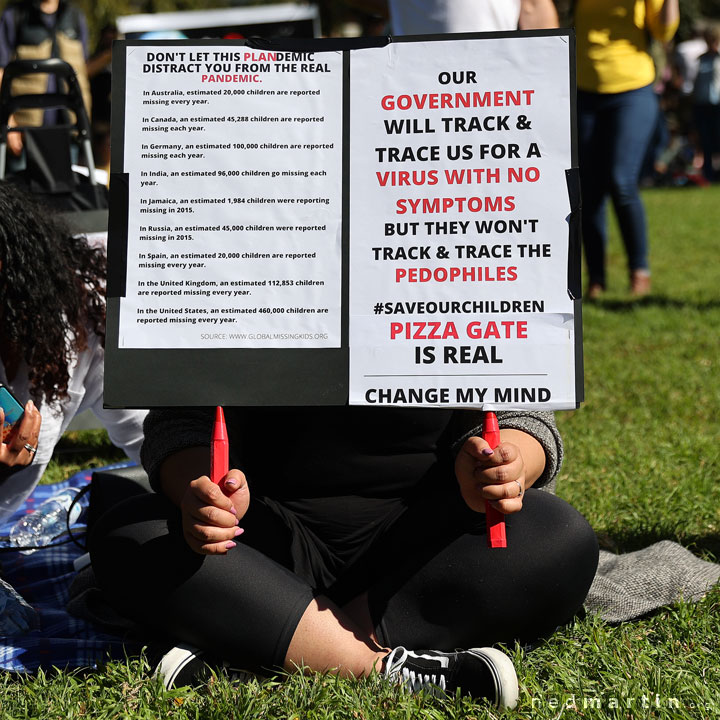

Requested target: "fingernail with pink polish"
[
  {"left": 225, "top": 541, "right": 237, "bottom": 550},
  {"left": 482, "top": 448, "right": 494, "bottom": 456},
  {"left": 229, "top": 506, "right": 237, "bottom": 515},
  {"left": 234, "top": 527, "right": 244, "bottom": 538}
]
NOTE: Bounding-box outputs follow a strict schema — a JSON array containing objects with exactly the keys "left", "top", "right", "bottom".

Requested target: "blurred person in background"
[
  {"left": 674, "top": 23, "right": 707, "bottom": 96},
  {"left": 574, "top": 0, "right": 680, "bottom": 299},
  {"left": 673, "top": 22, "right": 707, "bottom": 132},
  {"left": 692, "top": 24, "right": 720, "bottom": 182},
  {"left": 87, "top": 23, "right": 118, "bottom": 176},
  {"left": 669, "top": 23, "right": 708, "bottom": 182},
  {"left": 0, "top": 0, "right": 91, "bottom": 159},
  {"left": 362, "top": 0, "right": 558, "bottom": 34}
]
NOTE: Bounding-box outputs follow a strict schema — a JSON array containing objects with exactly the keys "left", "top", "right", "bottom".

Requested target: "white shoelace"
[{"left": 384, "top": 647, "right": 448, "bottom": 693}]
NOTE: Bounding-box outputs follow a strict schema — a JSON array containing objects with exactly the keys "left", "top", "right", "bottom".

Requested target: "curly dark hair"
[{"left": 0, "top": 183, "right": 106, "bottom": 406}]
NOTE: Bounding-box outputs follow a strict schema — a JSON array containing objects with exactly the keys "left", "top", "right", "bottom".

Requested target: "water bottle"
[{"left": 9, "top": 487, "right": 83, "bottom": 555}]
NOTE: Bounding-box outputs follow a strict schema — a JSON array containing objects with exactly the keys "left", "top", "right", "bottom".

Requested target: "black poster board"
[{"left": 105, "top": 31, "right": 581, "bottom": 410}]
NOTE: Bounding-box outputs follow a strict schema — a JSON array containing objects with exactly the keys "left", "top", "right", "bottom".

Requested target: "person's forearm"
[
  {"left": 646, "top": 0, "right": 680, "bottom": 41},
  {"left": 651, "top": 0, "right": 680, "bottom": 26},
  {"left": 499, "top": 429, "right": 545, "bottom": 489},
  {"left": 519, "top": 0, "right": 558, "bottom": 30},
  {"left": 158, "top": 446, "right": 211, "bottom": 506},
  {"left": 86, "top": 49, "right": 112, "bottom": 79}
]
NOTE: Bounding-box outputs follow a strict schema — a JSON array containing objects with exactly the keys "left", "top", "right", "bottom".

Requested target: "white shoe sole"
[
  {"left": 153, "top": 643, "right": 202, "bottom": 689},
  {"left": 468, "top": 647, "right": 519, "bottom": 709}
]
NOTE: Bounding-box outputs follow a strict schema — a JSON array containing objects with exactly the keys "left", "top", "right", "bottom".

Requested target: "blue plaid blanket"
[{"left": 0, "top": 464, "right": 141, "bottom": 672}]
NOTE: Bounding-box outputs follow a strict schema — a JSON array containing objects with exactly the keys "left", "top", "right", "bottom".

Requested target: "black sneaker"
[
  {"left": 383, "top": 646, "right": 518, "bottom": 708},
  {"left": 153, "top": 644, "right": 256, "bottom": 689}
]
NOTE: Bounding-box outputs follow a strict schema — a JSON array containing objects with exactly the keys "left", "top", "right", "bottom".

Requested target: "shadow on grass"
[
  {"left": 586, "top": 294, "right": 720, "bottom": 313},
  {"left": 596, "top": 529, "right": 720, "bottom": 561},
  {"left": 51, "top": 431, "right": 127, "bottom": 467},
  {"left": 54, "top": 431, "right": 122, "bottom": 453}
]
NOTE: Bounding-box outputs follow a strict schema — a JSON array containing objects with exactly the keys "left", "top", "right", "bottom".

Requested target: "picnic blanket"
[{"left": 0, "top": 464, "right": 141, "bottom": 673}]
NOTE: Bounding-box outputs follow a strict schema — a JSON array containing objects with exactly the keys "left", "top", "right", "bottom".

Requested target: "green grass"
[
  {"left": 1, "top": 186, "right": 719, "bottom": 718},
  {"left": 40, "top": 430, "right": 128, "bottom": 486}
]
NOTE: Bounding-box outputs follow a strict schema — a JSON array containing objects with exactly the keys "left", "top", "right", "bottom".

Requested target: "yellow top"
[{"left": 575, "top": 0, "right": 679, "bottom": 93}]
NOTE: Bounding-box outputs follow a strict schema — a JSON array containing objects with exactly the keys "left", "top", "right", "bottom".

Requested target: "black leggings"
[{"left": 89, "top": 486, "right": 598, "bottom": 672}]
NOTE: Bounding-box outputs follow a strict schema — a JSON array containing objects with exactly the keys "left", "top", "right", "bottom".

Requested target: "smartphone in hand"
[{"left": 0, "top": 383, "right": 25, "bottom": 444}]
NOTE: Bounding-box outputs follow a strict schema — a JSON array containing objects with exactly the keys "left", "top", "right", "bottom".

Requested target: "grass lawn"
[{"left": 1, "top": 186, "right": 718, "bottom": 719}]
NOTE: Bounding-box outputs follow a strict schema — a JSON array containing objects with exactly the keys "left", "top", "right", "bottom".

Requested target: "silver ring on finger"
[
  {"left": 23, "top": 443, "right": 37, "bottom": 455},
  {"left": 514, "top": 479, "right": 523, "bottom": 497}
]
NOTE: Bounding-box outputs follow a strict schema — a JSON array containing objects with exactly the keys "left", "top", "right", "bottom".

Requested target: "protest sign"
[
  {"left": 105, "top": 33, "right": 581, "bottom": 409},
  {"left": 348, "top": 35, "right": 581, "bottom": 410}
]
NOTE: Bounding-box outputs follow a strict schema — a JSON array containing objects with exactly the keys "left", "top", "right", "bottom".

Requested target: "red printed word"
[
  {"left": 396, "top": 196, "right": 516, "bottom": 214},
  {"left": 390, "top": 322, "right": 459, "bottom": 340},
  {"left": 390, "top": 321, "right": 527, "bottom": 340},
  {"left": 202, "top": 74, "right": 260, "bottom": 82},
  {"left": 380, "top": 90, "right": 535, "bottom": 111},
  {"left": 395, "top": 266, "right": 518, "bottom": 282},
  {"left": 377, "top": 170, "right": 439, "bottom": 186},
  {"left": 467, "top": 321, "right": 527, "bottom": 339}
]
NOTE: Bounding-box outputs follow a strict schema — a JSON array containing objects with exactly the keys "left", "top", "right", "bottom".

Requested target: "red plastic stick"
[
  {"left": 210, "top": 406, "right": 229, "bottom": 487},
  {"left": 483, "top": 411, "right": 507, "bottom": 548}
]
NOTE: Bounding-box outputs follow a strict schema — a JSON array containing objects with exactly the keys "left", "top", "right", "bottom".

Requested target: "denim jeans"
[{"left": 578, "top": 83, "right": 659, "bottom": 287}]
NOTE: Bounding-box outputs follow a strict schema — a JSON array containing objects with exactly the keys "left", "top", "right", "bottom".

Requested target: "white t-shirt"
[
  {"left": 675, "top": 38, "right": 708, "bottom": 95},
  {"left": 389, "top": 0, "right": 522, "bottom": 35}
]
